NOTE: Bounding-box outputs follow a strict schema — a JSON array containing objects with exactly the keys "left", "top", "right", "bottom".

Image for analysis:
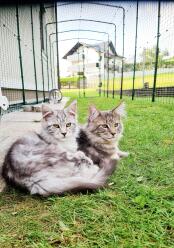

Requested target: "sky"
[{"left": 51, "top": 1, "right": 174, "bottom": 77}]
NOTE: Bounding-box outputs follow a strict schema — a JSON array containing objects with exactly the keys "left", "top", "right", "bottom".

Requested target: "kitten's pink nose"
[
  {"left": 111, "top": 132, "right": 116, "bottom": 137},
  {"left": 62, "top": 132, "right": 67, "bottom": 137}
]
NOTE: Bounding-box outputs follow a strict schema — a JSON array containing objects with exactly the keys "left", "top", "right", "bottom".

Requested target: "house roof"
[{"left": 62, "top": 41, "right": 123, "bottom": 59}]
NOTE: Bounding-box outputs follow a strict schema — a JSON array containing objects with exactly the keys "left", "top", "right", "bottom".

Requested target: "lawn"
[
  {"left": 61, "top": 72, "right": 174, "bottom": 97},
  {"left": 103, "top": 72, "right": 174, "bottom": 91},
  {"left": 87, "top": 73, "right": 174, "bottom": 90},
  {"left": 0, "top": 97, "right": 174, "bottom": 247}
]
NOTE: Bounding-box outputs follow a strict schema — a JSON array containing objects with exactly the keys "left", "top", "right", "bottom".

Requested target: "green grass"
[
  {"left": 61, "top": 72, "right": 174, "bottom": 94},
  {"left": 103, "top": 72, "right": 174, "bottom": 90},
  {"left": 88, "top": 73, "right": 174, "bottom": 90},
  {"left": 62, "top": 88, "right": 99, "bottom": 98},
  {"left": 0, "top": 97, "right": 174, "bottom": 247},
  {"left": 60, "top": 76, "right": 84, "bottom": 87}
]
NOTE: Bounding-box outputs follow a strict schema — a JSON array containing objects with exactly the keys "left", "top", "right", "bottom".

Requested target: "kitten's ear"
[
  {"left": 66, "top": 100, "right": 77, "bottom": 116},
  {"left": 88, "top": 105, "right": 100, "bottom": 122},
  {"left": 42, "top": 104, "right": 54, "bottom": 120},
  {"left": 112, "top": 101, "right": 126, "bottom": 117}
]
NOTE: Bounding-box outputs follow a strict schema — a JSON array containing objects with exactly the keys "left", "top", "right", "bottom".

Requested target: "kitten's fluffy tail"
[
  {"left": 30, "top": 159, "right": 117, "bottom": 196},
  {"left": 62, "top": 159, "right": 117, "bottom": 194}
]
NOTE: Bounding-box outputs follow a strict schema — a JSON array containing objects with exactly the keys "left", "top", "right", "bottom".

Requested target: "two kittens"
[{"left": 2, "top": 101, "right": 128, "bottom": 196}]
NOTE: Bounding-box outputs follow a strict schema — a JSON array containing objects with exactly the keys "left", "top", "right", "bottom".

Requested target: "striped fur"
[
  {"left": 2, "top": 101, "right": 116, "bottom": 196},
  {"left": 77, "top": 102, "right": 129, "bottom": 168}
]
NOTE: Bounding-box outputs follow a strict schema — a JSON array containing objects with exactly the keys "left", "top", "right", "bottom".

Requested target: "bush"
[{"left": 60, "top": 76, "right": 84, "bottom": 88}]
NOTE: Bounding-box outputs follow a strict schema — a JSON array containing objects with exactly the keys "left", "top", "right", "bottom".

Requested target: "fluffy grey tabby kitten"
[
  {"left": 77, "top": 102, "right": 129, "bottom": 167},
  {"left": 2, "top": 101, "right": 116, "bottom": 196}
]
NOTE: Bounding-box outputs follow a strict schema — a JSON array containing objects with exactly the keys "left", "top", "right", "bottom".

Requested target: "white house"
[{"left": 63, "top": 41, "right": 123, "bottom": 87}]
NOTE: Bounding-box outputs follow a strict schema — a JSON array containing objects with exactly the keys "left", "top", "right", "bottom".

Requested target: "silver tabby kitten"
[
  {"left": 2, "top": 101, "right": 115, "bottom": 196},
  {"left": 77, "top": 102, "right": 129, "bottom": 168}
]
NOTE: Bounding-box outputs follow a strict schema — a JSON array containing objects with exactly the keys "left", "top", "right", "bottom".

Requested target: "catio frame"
[
  {"left": 56, "top": 2, "right": 125, "bottom": 99},
  {"left": 0, "top": 3, "right": 51, "bottom": 114},
  {"left": 45, "top": 18, "right": 117, "bottom": 98},
  {"left": 49, "top": 29, "right": 110, "bottom": 96},
  {"left": 0, "top": 1, "right": 174, "bottom": 117},
  {"left": 54, "top": 1, "right": 174, "bottom": 103},
  {"left": 131, "top": 1, "right": 173, "bottom": 103},
  {"left": 51, "top": 37, "right": 109, "bottom": 97}
]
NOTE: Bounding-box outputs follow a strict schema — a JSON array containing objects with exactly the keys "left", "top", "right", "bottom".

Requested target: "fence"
[
  {"left": 55, "top": 1, "right": 174, "bottom": 103},
  {"left": 0, "top": 4, "right": 56, "bottom": 115},
  {"left": 124, "top": 1, "right": 172, "bottom": 103},
  {"left": 122, "top": 1, "right": 174, "bottom": 103},
  {"left": 0, "top": 1, "right": 174, "bottom": 114}
]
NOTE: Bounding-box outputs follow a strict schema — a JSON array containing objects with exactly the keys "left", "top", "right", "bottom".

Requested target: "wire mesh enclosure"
[
  {"left": 47, "top": 2, "right": 125, "bottom": 98},
  {"left": 0, "top": 4, "right": 57, "bottom": 115},
  {"left": 0, "top": 1, "right": 174, "bottom": 117},
  {"left": 131, "top": 1, "right": 174, "bottom": 103},
  {"left": 56, "top": 1, "right": 174, "bottom": 103}
]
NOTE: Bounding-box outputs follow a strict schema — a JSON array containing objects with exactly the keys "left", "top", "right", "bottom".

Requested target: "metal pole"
[
  {"left": 112, "top": 26, "right": 116, "bottom": 98},
  {"left": 49, "top": 35, "right": 54, "bottom": 88},
  {"left": 39, "top": 4, "right": 45, "bottom": 102},
  {"left": 132, "top": 0, "right": 139, "bottom": 100},
  {"left": 142, "top": 48, "right": 146, "bottom": 87},
  {"left": 98, "top": 49, "right": 101, "bottom": 97},
  {"left": 58, "top": 18, "right": 117, "bottom": 27},
  {"left": 31, "top": 5, "right": 38, "bottom": 103},
  {"left": 120, "top": 9, "right": 125, "bottom": 99},
  {"left": 103, "top": 43, "right": 106, "bottom": 96},
  {"left": 55, "top": 2, "right": 60, "bottom": 89},
  {"left": 16, "top": 5, "right": 25, "bottom": 104},
  {"left": 49, "top": 29, "right": 109, "bottom": 43},
  {"left": 45, "top": 27, "right": 50, "bottom": 92},
  {"left": 77, "top": 42, "right": 81, "bottom": 97},
  {"left": 52, "top": 39, "right": 107, "bottom": 48},
  {"left": 152, "top": 1, "right": 161, "bottom": 102},
  {"left": 107, "top": 38, "right": 110, "bottom": 98},
  {"left": 51, "top": 43, "right": 56, "bottom": 88},
  {"left": 82, "top": 47, "right": 85, "bottom": 97}
]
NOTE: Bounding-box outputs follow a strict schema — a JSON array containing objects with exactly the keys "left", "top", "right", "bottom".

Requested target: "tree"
[{"left": 140, "top": 46, "right": 169, "bottom": 69}]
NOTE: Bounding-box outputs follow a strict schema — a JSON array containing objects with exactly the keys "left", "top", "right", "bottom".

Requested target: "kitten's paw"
[
  {"left": 75, "top": 151, "right": 93, "bottom": 166},
  {"left": 66, "top": 152, "right": 75, "bottom": 161},
  {"left": 117, "top": 151, "right": 129, "bottom": 158},
  {"left": 0, "top": 177, "right": 7, "bottom": 193},
  {"left": 111, "top": 153, "right": 120, "bottom": 160}
]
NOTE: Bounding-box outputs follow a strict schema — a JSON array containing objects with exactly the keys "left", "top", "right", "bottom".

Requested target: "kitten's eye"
[
  {"left": 66, "top": 123, "right": 71, "bottom": 127},
  {"left": 114, "top": 123, "right": 119, "bottom": 127},
  {"left": 53, "top": 124, "right": 60, "bottom": 128},
  {"left": 102, "top": 124, "right": 108, "bottom": 128}
]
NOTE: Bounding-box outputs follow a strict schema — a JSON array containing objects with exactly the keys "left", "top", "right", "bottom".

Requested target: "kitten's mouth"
[
  {"left": 55, "top": 135, "right": 67, "bottom": 140},
  {"left": 103, "top": 136, "right": 116, "bottom": 141}
]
